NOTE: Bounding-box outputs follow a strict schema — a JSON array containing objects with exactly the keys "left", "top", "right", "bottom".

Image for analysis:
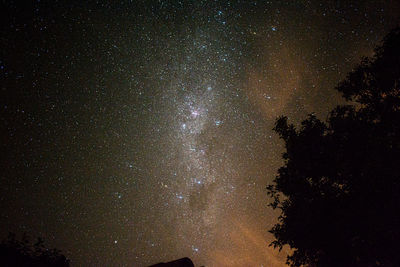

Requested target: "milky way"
[{"left": 1, "top": 1, "right": 399, "bottom": 266}]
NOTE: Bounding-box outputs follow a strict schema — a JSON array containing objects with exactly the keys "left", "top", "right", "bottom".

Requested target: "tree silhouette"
[
  {"left": 0, "top": 233, "right": 69, "bottom": 267},
  {"left": 267, "top": 27, "right": 400, "bottom": 267}
]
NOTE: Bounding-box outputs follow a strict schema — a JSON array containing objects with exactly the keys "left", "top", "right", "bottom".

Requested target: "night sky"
[{"left": 1, "top": 1, "right": 399, "bottom": 266}]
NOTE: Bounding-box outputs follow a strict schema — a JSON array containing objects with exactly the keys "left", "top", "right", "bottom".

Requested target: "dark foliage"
[
  {"left": 0, "top": 233, "right": 69, "bottom": 267},
  {"left": 267, "top": 27, "right": 400, "bottom": 267}
]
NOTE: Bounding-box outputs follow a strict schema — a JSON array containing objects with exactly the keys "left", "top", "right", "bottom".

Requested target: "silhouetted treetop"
[
  {"left": 267, "top": 27, "right": 400, "bottom": 267},
  {"left": 0, "top": 233, "right": 69, "bottom": 267},
  {"left": 336, "top": 27, "right": 400, "bottom": 115}
]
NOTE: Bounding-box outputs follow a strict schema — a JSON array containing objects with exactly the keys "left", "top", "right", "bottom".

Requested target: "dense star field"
[{"left": 1, "top": 1, "right": 399, "bottom": 266}]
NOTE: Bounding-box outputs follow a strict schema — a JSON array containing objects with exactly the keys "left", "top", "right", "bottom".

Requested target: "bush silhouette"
[{"left": 0, "top": 233, "right": 69, "bottom": 267}]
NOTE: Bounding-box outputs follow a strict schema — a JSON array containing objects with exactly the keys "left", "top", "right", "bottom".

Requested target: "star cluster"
[{"left": 1, "top": 1, "right": 399, "bottom": 266}]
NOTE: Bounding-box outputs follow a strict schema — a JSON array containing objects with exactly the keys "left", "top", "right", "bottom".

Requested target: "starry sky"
[{"left": 1, "top": 1, "right": 399, "bottom": 266}]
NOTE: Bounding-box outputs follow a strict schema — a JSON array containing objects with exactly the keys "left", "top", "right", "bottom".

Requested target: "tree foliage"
[
  {"left": 0, "top": 233, "right": 69, "bottom": 267},
  {"left": 267, "top": 27, "right": 400, "bottom": 267}
]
